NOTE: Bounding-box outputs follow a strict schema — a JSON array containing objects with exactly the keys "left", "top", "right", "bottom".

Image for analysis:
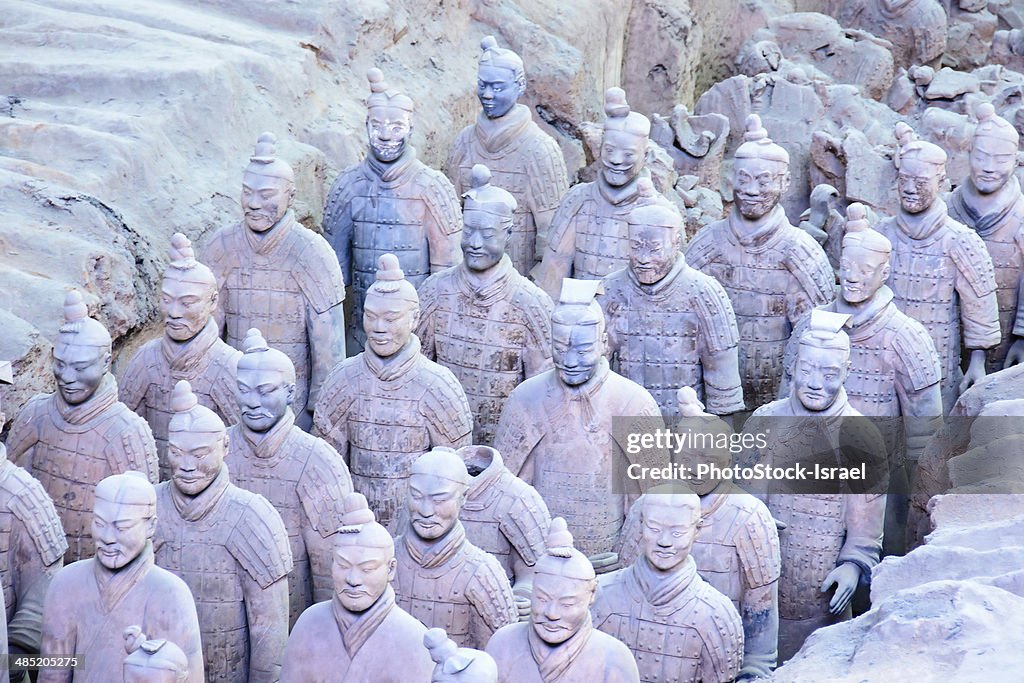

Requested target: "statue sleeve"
[
  {"left": 493, "top": 385, "right": 545, "bottom": 482},
  {"left": 444, "top": 127, "right": 470, "bottom": 197},
  {"left": 612, "top": 496, "right": 643, "bottom": 569},
  {"left": 106, "top": 414, "right": 159, "bottom": 483},
  {"left": 694, "top": 276, "right": 744, "bottom": 414},
  {"left": 697, "top": 593, "right": 744, "bottom": 683},
  {"left": 298, "top": 445, "right": 352, "bottom": 603},
  {"left": 228, "top": 495, "right": 294, "bottom": 589},
  {"left": 783, "top": 232, "right": 836, "bottom": 323},
  {"left": 6, "top": 396, "right": 45, "bottom": 471},
  {"left": 7, "top": 508, "right": 63, "bottom": 654},
  {"left": 420, "top": 171, "right": 464, "bottom": 273},
  {"left": 949, "top": 229, "right": 1000, "bottom": 350},
  {"left": 516, "top": 284, "right": 555, "bottom": 378},
  {"left": 211, "top": 349, "right": 244, "bottom": 426},
  {"left": 838, "top": 493, "right": 885, "bottom": 576},
  {"left": 466, "top": 555, "right": 518, "bottom": 641},
  {"left": 36, "top": 573, "right": 75, "bottom": 683},
  {"left": 240, "top": 568, "right": 289, "bottom": 683},
  {"left": 311, "top": 363, "right": 355, "bottom": 462},
  {"left": 116, "top": 349, "right": 149, "bottom": 413},
  {"left": 500, "top": 483, "right": 552, "bottom": 568},
  {"left": 414, "top": 274, "right": 442, "bottom": 362},
  {"left": 531, "top": 186, "right": 587, "bottom": 298},
  {"left": 421, "top": 367, "right": 474, "bottom": 448},
  {"left": 200, "top": 226, "right": 233, "bottom": 336},
  {"left": 526, "top": 136, "right": 570, "bottom": 257},
  {"left": 891, "top": 321, "right": 944, "bottom": 461}
]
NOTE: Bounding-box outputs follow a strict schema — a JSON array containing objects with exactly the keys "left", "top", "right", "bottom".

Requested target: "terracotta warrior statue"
[
  {"left": 281, "top": 492, "right": 435, "bottom": 682},
  {"left": 314, "top": 254, "right": 473, "bottom": 529},
  {"left": 154, "top": 380, "right": 292, "bottom": 683},
  {"left": 494, "top": 278, "right": 667, "bottom": 567},
  {"left": 8, "top": 290, "right": 158, "bottom": 562},
  {"left": 0, "top": 363, "right": 66, "bottom": 683},
  {"left": 39, "top": 472, "right": 203, "bottom": 683},
  {"left": 446, "top": 36, "right": 569, "bottom": 274},
  {"left": 418, "top": 164, "right": 554, "bottom": 445},
  {"left": 122, "top": 626, "right": 190, "bottom": 683},
  {"left": 686, "top": 114, "right": 833, "bottom": 410},
  {"left": 948, "top": 103, "right": 1024, "bottom": 372},
  {"left": 394, "top": 448, "right": 518, "bottom": 649},
  {"left": 534, "top": 87, "right": 663, "bottom": 297},
  {"left": 741, "top": 310, "right": 886, "bottom": 661},
  {"left": 424, "top": 627, "right": 499, "bottom": 683},
  {"left": 204, "top": 132, "right": 347, "bottom": 429},
  {"left": 486, "top": 518, "right": 641, "bottom": 683},
  {"left": 876, "top": 135, "right": 1000, "bottom": 413},
  {"left": 120, "top": 233, "right": 241, "bottom": 477},
  {"left": 838, "top": 0, "right": 947, "bottom": 71},
  {"left": 227, "top": 328, "right": 353, "bottom": 627},
  {"left": 593, "top": 492, "right": 744, "bottom": 683},
  {"left": 599, "top": 184, "right": 744, "bottom": 418},
  {"left": 325, "top": 68, "right": 462, "bottom": 350}
]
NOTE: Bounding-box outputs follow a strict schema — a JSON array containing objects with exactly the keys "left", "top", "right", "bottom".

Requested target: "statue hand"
[
  {"left": 959, "top": 350, "right": 987, "bottom": 395},
  {"left": 820, "top": 562, "right": 860, "bottom": 615},
  {"left": 1005, "top": 339, "right": 1024, "bottom": 369}
]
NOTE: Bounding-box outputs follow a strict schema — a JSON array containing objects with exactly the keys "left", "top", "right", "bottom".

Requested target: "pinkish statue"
[
  {"left": 324, "top": 68, "right": 462, "bottom": 351},
  {"left": 38, "top": 472, "right": 204, "bottom": 683},
  {"left": 122, "top": 626, "right": 190, "bottom": 683},
  {"left": 418, "top": 164, "right": 554, "bottom": 445},
  {"left": 494, "top": 279, "right": 667, "bottom": 565},
  {"left": 424, "top": 627, "right": 499, "bottom": 683},
  {"left": 838, "top": 0, "right": 947, "bottom": 71},
  {"left": 876, "top": 135, "right": 1000, "bottom": 413},
  {"left": 8, "top": 291, "right": 158, "bottom": 562},
  {"left": 313, "top": 254, "right": 473, "bottom": 529},
  {"left": 227, "top": 328, "right": 353, "bottom": 627},
  {"left": 393, "top": 448, "right": 518, "bottom": 649},
  {"left": 685, "top": 114, "right": 835, "bottom": 411},
  {"left": 533, "top": 88, "right": 664, "bottom": 297},
  {"left": 598, "top": 188, "right": 744, "bottom": 418},
  {"left": 741, "top": 310, "right": 886, "bottom": 661},
  {"left": 593, "top": 492, "right": 744, "bottom": 683},
  {"left": 947, "top": 103, "right": 1024, "bottom": 372},
  {"left": 154, "top": 380, "right": 292, "bottom": 683},
  {"left": 119, "top": 233, "right": 241, "bottom": 478},
  {"left": 204, "top": 132, "right": 347, "bottom": 428},
  {"left": 485, "top": 518, "right": 641, "bottom": 683},
  {"left": 0, "top": 362, "right": 67, "bottom": 681},
  {"left": 446, "top": 36, "right": 569, "bottom": 274},
  {"left": 280, "top": 492, "right": 435, "bottom": 682}
]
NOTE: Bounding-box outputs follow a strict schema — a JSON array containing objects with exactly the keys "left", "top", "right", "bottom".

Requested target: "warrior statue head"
[
  {"left": 969, "top": 102, "right": 1019, "bottom": 196},
  {"left": 794, "top": 310, "right": 852, "bottom": 412},
  {"left": 235, "top": 328, "right": 296, "bottom": 433},
  {"left": 161, "top": 233, "right": 219, "bottom": 343},
  {"left": 365, "top": 68, "right": 415, "bottom": 163},
  {"left": 550, "top": 278, "right": 607, "bottom": 387},
  {"left": 531, "top": 517, "right": 596, "bottom": 645},
  {"left": 407, "top": 447, "right": 470, "bottom": 542},
  {"left": 627, "top": 179, "right": 684, "bottom": 285},
  {"left": 332, "top": 492, "right": 396, "bottom": 613},
  {"left": 93, "top": 471, "right": 157, "bottom": 571},
  {"left": 461, "top": 164, "right": 518, "bottom": 273},
  {"left": 894, "top": 133, "right": 946, "bottom": 215},
  {"left": 122, "top": 626, "right": 189, "bottom": 683},
  {"left": 601, "top": 87, "right": 650, "bottom": 189},
  {"left": 0, "top": 360, "right": 11, "bottom": 432},
  {"left": 733, "top": 114, "right": 791, "bottom": 221},
  {"left": 167, "top": 380, "right": 228, "bottom": 497},
  {"left": 639, "top": 491, "right": 700, "bottom": 573},
  {"left": 674, "top": 387, "right": 735, "bottom": 495},
  {"left": 53, "top": 289, "right": 113, "bottom": 406},
  {"left": 839, "top": 203, "right": 892, "bottom": 305},
  {"left": 424, "top": 627, "right": 499, "bottom": 683},
  {"left": 242, "top": 132, "right": 296, "bottom": 233},
  {"left": 363, "top": 253, "right": 420, "bottom": 358},
  {"left": 477, "top": 36, "right": 526, "bottom": 120}
]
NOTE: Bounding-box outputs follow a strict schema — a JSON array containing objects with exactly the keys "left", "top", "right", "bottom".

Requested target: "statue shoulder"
[{"left": 225, "top": 487, "right": 294, "bottom": 587}]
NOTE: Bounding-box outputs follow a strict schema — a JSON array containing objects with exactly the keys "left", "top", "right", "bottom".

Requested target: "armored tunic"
[
  {"left": 323, "top": 147, "right": 462, "bottom": 348},
  {"left": 393, "top": 521, "right": 518, "bottom": 649},
  {"left": 119, "top": 319, "right": 241, "bottom": 478},
  {"left": 593, "top": 556, "right": 744, "bottom": 683},
  {"left": 447, "top": 104, "right": 569, "bottom": 272},
  {"left": 7, "top": 376, "right": 158, "bottom": 563},
  {"left": 227, "top": 409, "right": 353, "bottom": 628},
  {"left": 313, "top": 335, "right": 473, "bottom": 529},
  {"left": 876, "top": 200, "right": 1000, "bottom": 413},
  {"left": 154, "top": 468, "right": 292, "bottom": 683},
  {"left": 418, "top": 256, "right": 554, "bottom": 445},
  {"left": 203, "top": 210, "right": 347, "bottom": 412},
  {"left": 685, "top": 205, "right": 835, "bottom": 410},
  {"left": 599, "top": 255, "right": 744, "bottom": 417}
]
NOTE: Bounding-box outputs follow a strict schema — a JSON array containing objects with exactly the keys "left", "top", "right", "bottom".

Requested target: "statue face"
[
  {"left": 897, "top": 156, "right": 943, "bottom": 215},
  {"left": 552, "top": 322, "right": 603, "bottom": 387},
  {"left": 367, "top": 105, "right": 412, "bottom": 163},
  {"left": 52, "top": 343, "right": 110, "bottom": 406},
  {"left": 793, "top": 344, "right": 848, "bottom": 412},
  {"left": 733, "top": 157, "right": 789, "bottom": 220},
  {"left": 477, "top": 64, "right": 524, "bottom": 119},
  {"left": 970, "top": 136, "right": 1017, "bottom": 195},
  {"left": 641, "top": 503, "right": 697, "bottom": 572},
  {"left": 332, "top": 543, "right": 396, "bottom": 612},
  {"left": 600, "top": 129, "right": 647, "bottom": 188},
  {"left": 629, "top": 224, "right": 678, "bottom": 285},
  {"left": 160, "top": 275, "right": 217, "bottom": 342},
  {"left": 92, "top": 498, "right": 154, "bottom": 570},
  {"left": 167, "top": 430, "right": 227, "bottom": 496},
  {"left": 236, "top": 366, "right": 294, "bottom": 433},
  {"left": 407, "top": 473, "right": 464, "bottom": 541},
  {"left": 363, "top": 295, "right": 418, "bottom": 358},
  {"left": 840, "top": 245, "right": 890, "bottom": 304},
  {"left": 242, "top": 171, "right": 292, "bottom": 233},
  {"left": 462, "top": 210, "right": 509, "bottom": 272},
  {"left": 531, "top": 573, "right": 594, "bottom": 645}
]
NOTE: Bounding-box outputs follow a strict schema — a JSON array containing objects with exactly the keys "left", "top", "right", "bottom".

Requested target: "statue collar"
[
  {"left": 239, "top": 408, "right": 295, "bottom": 462},
  {"left": 169, "top": 464, "right": 231, "bottom": 522},
  {"left": 53, "top": 373, "right": 119, "bottom": 426},
  {"left": 950, "top": 176, "right": 1023, "bottom": 238},
  {"left": 474, "top": 103, "right": 533, "bottom": 154},
  {"left": 93, "top": 540, "right": 155, "bottom": 613},
  {"left": 555, "top": 358, "right": 611, "bottom": 433},
  {"left": 527, "top": 610, "right": 593, "bottom": 682},
  {"left": 596, "top": 173, "right": 642, "bottom": 207},
  {"left": 332, "top": 585, "right": 396, "bottom": 657},
  {"left": 244, "top": 209, "right": 296, "bottom": 256},
  {"left": 896, "top": 199, "right": 948, "bottom": 241},
  {"left": 631, "top": 554, "right": 698, "bottom": 613},
  {"left": 836, "top": 285, "right": 895, "bottom": 331},
  {"left": 728, "top": 204, "right": 788, "bottom": 249},
  {"left": 161, "top": 318, "right": 220, "bottom": 375},
  {"left": 362, "top": 335, "right": 422, "bottom": 382},
  {"left": 364, "top": 145, "right": 418, "bottom": 185},
  {"left": 403, "top": 519, "right": 467, "bottom": 569},
  {"left": 456, "top": 254, "right": 516, "bottom": 307}
]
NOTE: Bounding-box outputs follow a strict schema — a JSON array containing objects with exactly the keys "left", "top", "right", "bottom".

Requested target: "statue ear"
[
  {"left": 285, "top": 382, "right": 296, "bottom": 407},
  {"left": 779, "top": 170, "right": 792, "bottom": 195},
  {"left": 145, "top": 515, "right": 158, "bottom": 540},
  {"left": 101, "top": 351, "right": 113, "bottom": 375},
  {"left": 387, "top": 556, "right": 398, "bottom": 583}
]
